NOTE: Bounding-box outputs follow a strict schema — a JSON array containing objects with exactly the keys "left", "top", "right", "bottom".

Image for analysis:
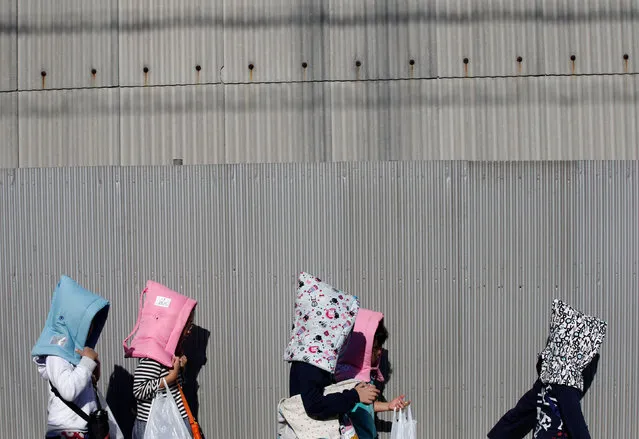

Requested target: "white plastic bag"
[
  {"left": 96, "top": 388, "right": 125, "bottom": 439},
  {"left": 390, "top": 406, "right": 417, "bottom": 439},
  {"left": 144, "top": 379, "right": 192, "bottom": 439}
]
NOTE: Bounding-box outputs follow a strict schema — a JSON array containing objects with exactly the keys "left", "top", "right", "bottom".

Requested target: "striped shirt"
[{"left": 132, "top": 358, "right": 187, "bottom": 422}]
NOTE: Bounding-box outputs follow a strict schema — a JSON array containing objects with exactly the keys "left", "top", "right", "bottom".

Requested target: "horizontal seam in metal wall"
[{"left": 1, "top": 71, "right": 639, "bottom": 94}]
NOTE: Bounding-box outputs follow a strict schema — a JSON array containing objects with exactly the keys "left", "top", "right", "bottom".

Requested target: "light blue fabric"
[{"left": 31, "top": 275, "right": 110, "bottom": 366}]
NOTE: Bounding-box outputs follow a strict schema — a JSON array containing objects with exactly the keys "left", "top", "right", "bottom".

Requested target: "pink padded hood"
[
  {"left": 123, "top": 280, "right": 197, "bottom": 367},
  {"left": 335, "top": 308, "right": 385, "bottom": 383}
]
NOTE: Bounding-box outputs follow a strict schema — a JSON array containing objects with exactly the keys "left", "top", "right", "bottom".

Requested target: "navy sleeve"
[
  {"left": 555, "top": 385, "right": 591, "bottom": 439},
  {"left": 289, "top": 362, "right": 360, "bottom": 420},
  {"left": 487, "top": 379, "right": 542, "bottom": 439}
]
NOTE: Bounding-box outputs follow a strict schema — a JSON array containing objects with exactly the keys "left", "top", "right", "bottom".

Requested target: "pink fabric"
[
  {"left": 123, "top": 280, "right": 197, "bottom": 367},
  {"left": 335, "top": 308, "right": 385, "bottom": 383}
]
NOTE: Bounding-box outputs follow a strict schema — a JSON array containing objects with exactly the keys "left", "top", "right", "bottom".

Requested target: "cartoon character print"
[
  {"left": 284, "top": 272, "right": 359, "bottom": 373},
  {"left": 539, "top": 299, "right": 607, "bottom": 391}
]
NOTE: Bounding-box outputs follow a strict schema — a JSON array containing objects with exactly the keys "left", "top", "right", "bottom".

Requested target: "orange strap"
[{"left": 177, "top": 383, "right": 203, "bottom": 439}]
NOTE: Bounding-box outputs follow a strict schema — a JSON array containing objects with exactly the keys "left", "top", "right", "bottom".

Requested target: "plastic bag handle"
[
  {"left": 160, "top": 378, "right": 182, "bottom": 406},
  {"left": 397, "top": 407, "right": 407, "bottom": 424},
  {"left": 122, "top": 288, "right": 147, "bottom": 350}
]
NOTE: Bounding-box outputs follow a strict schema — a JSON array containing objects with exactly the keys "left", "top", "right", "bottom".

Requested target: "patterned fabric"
[
  {"left": 284, "top": 272, "right": 359, "bottom": 373},
  {"left": 277, "top": 379, "right": 360, "bottom": 439},
  {"left": 533, "top": 385, "right": 565, "bottom": 438},
  {"left": 539, "top": 300, "right": 607, "bottom": 391}
]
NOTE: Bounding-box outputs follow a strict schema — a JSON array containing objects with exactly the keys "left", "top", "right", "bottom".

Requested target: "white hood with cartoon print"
[{"left": 284, "top": 272, "right": 359, "bottom": 373}]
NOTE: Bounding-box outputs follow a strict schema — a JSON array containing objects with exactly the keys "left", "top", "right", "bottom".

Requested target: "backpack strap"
[{"left": 123, "top": 288, "right": 147, "bottom": 351}]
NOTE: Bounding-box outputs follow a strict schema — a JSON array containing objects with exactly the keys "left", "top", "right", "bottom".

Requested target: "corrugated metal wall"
[
  {"left": 1, "top": 1, "right": 639, "bottom": 166},
  {"left": 0, "top": 161, "right": 637, "bottom": 438}
]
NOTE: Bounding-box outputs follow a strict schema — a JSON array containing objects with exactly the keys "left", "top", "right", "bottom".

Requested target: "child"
[
  {"left": 335, "top": 309, "right": 410, "bottom": 439},
  {"left": 488, "top": 354, "right": 600, "bottom": 439},
  {"left": 488, "top": 300, "right": 607, "bottom": 439},
  {"left": 281, "top": 273, "right": 380, "bottom": 438},
  {"left": 32, "top": 275, "right": 110, "bottom": 439},
  {"left": 123, "top": 280, "right": 197, "bottom": 439}
]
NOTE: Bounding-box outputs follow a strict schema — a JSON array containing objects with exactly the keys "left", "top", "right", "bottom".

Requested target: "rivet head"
[
  {"left": 463, "top": 58, "right": 469, "bottom": 64},
  {"left": 143, "top": 66, "right": 149, "bottom": 73},
  {"left": 248, "top": 63, "right": 254, "bottom": 70},
  {"left": 355, "top": 60, "right": 362, "bottom": 67},
  {"left": 302, "top": 62, "right": 308, "bottom": 69},
  {"left": 195, "top": 65, "right": 202, "bottom": 71},
  {"left": 623, "top": 54, "right": 629, "bottom": 60},
  {"left": 41, "top": 71, "right": 47, "bottom": 77},
  {"left": 409, "top": 59, "right": 415, "bottom": 66},
  {"left": 570, "top": 55, "right": 576, "bottom": 61},
  {"left": 516, "top": 56, "right": 523, "bottom": 63}
]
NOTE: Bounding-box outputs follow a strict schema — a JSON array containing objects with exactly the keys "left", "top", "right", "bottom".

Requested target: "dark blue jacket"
[
  {"left": 289, "top": 361, "right": 360, "bottom": 420},
  {"left": 487, "top": 354, "right": 599, "bottom": 439}
]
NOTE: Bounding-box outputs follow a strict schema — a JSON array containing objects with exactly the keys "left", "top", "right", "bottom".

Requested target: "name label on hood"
[
  {"left": 50, "top": 336, "right": 68, "bottom": 347},
  {"left": 154, "top": 296, "right": 172, "bottom": 308}
]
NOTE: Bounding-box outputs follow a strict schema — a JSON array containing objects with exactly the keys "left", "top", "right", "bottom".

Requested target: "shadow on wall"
[
  {"left": 182, "top": 324, "right": 211, "bottom": 430},
  {"left": 376, "top": 348, "right": 394, "bottom": 433},
  {"left": 106, "top": 366, "right": 136, "bottom": 438}
]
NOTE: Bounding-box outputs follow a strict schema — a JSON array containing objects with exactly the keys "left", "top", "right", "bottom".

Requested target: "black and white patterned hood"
[{"left": 539, "top": 299, "right": 607, "bottom": 391}]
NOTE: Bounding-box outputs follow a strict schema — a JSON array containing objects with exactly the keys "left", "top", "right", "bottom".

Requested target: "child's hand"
[
  {"left": 165, "top": 356, "right": 181, "bottom": 384},
  {"left": 76, "top": 347, "right": 99, "bottom": 361},
  {"left": 355, "top": 382, "right": 380, "bottom": 404},
  {"left": 178, "top": 355, "right": 188, "bottom": 369},
  {"left": 388, "top": 395, "right": 411, "bottom": 410}
]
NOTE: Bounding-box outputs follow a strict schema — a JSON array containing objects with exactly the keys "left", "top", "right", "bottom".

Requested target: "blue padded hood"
[{"left": 31, "top": 275, "right": 110, "bottom": 366}]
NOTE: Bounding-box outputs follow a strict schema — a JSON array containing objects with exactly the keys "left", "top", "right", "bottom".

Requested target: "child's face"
[
  {"left": 371, "top": 342, "right": 382, "bottom": 366},
  {"left": 182, "top": 312, "right": 194, "bottom": 338}
]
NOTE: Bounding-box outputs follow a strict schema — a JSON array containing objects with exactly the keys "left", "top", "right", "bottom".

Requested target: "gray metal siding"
[
  {"left": 0, "top": 0, "right": 17, "bottom": 91},
  {"left": 17, "top": 0, "right": 118, "bottom": 90},
  {"left": 118, "top": 0, "right": 223, "bottom": 86},
  {"left": 542, "top": 0, "right": 639, "bottom": 75},
  {"left": 0, "top": 161, "right": 637, "bottom": 438},
  {"left": 435, "top": 1, "right": 545, "bottom": 77},
  {"left": 0, "top": 92, "right": 17, "bottom": 167},
  {"left": 224, "top": 82, "right": 328, "bottom": 163},
  {"left": 18, "top": 88, "right": 120, "bottom": 167},
  {"left": 119, "top": 85, "right": 225, "bottom": 165},
  {"left": 3, "top": 75, "right": 639, "bottom": 167},
  {"left": 1, "top": 0, "right": 639, "bottom": 166}
]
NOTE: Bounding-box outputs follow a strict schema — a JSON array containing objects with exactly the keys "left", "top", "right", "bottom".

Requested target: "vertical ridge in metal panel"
[{"left": 0, "top": 92, "right": 18, "bottom": 168}]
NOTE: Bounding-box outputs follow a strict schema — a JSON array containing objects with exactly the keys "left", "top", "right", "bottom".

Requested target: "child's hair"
[{"left": 374, "top": 320, "right": 389, "bottom": 347}]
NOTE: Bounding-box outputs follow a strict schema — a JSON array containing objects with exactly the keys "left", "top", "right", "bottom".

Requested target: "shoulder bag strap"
[
  {"left": 49, "top": 382, "right": 91, "bottom": 422},
  {"left": 177, "top": 383, "right": 202, "bottom": 438}
]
